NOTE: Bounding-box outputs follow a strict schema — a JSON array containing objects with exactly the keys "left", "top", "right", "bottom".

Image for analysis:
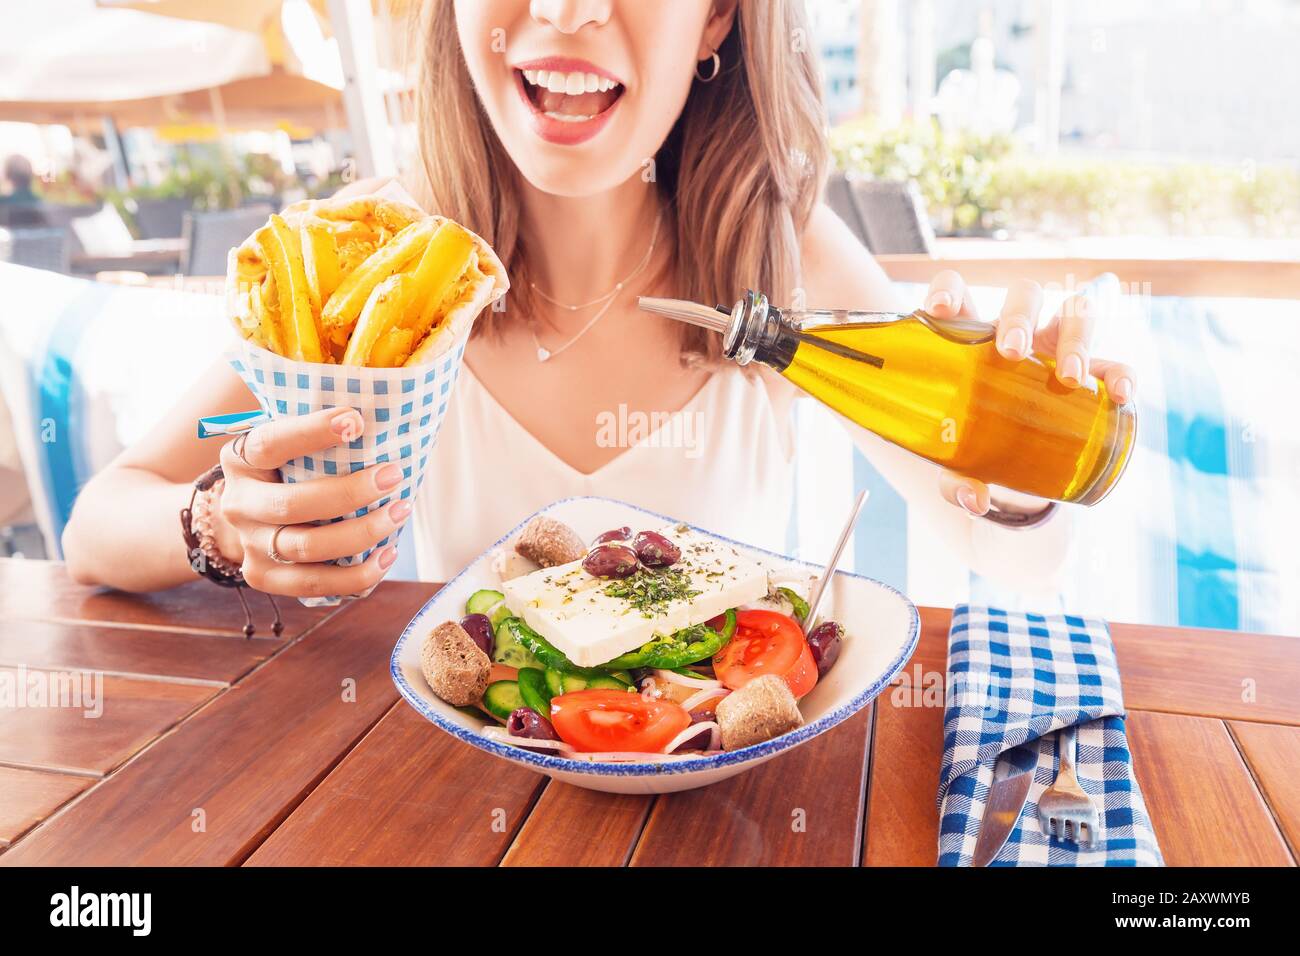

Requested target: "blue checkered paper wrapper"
[
  {"left": 227, "top": 332, "right": 468, "bottom": 606},
  {"left": 937, "top": 605, "right": 1163, "bottom": 866}
]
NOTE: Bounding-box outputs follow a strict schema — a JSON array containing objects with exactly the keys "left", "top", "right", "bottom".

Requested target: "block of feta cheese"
[{"left": 501, "top": 524, "right": 769, "bottom": 668}]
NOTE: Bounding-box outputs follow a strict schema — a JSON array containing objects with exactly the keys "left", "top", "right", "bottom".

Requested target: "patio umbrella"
[
  {"left": 0, "top": 0, "right": 274, "bottom": 104},
  {"left": 99, "top": 0, "right": 405, "bottom": 176},
  {"left": 0, "top": 69, "right": 344, "bottom": 132}
]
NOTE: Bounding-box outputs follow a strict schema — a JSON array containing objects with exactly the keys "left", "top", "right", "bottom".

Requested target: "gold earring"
[{"left": 695, "top": 49, "right": 720, "bottom": 83}]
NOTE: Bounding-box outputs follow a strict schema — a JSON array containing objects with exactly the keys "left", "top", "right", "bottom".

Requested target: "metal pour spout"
[{"left": 637, "top": 296, "right": 733, "bottom": 335}]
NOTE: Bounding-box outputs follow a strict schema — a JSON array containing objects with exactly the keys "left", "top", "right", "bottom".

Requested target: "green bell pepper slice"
[
  {"left": 777, "top": 586, "right": 810, "bottom": 623},
  {"left": 599, "top": 608, "right": 737, "bottom": 671},
  {"left": 503, "top": 617, "right": 601, "bottom": 677}
]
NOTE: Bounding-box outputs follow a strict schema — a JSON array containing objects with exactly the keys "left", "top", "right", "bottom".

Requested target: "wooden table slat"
[
  {"left": 1111, "top": 622, "right": 1300, "bottom": 726},
  {"left": 0, "top": 583, "right": 433, "bottom": 866},
  {"left": 0, "top": 557, "right": 335, "bottom": 639},
  {"left": 0, "top": 665, "right": 217, "bottom": 776},
  {"left": 502, "top": 783, "right": 652, "bottom": 868},
  {"left": 0, "top": 767, "right": 93, "bottom": 848},
  {"left": 1, "top": 618, "right": 279, "bottom": 684},
  {"left": 1127, "top": 711, "right": 1294, "bottom": 866},
  {"left": 629, "top": 709, "right": 872, "bottom": 867},
  {"left": 862, "top": 678, "right": 945, "bottom": 866},
  {"left": 247, "top": 704, "right": 547, "bottom": 867},
  {"left": 1228, "top": 720, "right": 1300, "bottom": 858}
]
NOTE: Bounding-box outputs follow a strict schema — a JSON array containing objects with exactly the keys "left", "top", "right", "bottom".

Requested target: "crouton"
[
  {"left": 421, "top": 621, "right": 491, "bottom": 707},
  {"left": 715, "top": 674, "right": 803, "bottom": 751},
  {"left": 514, "top": 515, "right": 586, "bottom": 568}
]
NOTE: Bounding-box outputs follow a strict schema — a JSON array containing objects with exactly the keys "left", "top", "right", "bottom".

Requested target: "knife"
[{"left": 971, "top": 743, "right": 1039, "bottom": 867}]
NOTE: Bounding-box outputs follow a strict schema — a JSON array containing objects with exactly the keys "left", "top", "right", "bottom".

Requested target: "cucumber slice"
[
  {"left": 466, "top": 588, "right": 505, "bottom": 617},
  {"left": 607, "top": 669, "right": 635, "bottom": 686},
  {"left": 482, "top": 681, "right": 525, "bottom": 720},
  {"left": 560, "top": 672, "right": 589, "bottom": 693},
  {"left": 585, "top": 674, "right": 632, "bottom": 691},
  {"left": 492, "top": 617, "right": 543, "bottom": 669},
  {"left": 487, "top": 602, "right": 511, "bottom": 628},
  {"left": 517, "top": 667, "right": 552, "bottom": 717},
  {"left": 544, "top": 667, "right": 566, "bottom": 697}
]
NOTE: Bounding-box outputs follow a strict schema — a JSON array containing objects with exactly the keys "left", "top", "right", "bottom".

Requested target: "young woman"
[{"left": 63, "top": 0, "right": 1134, "bottom": 601}]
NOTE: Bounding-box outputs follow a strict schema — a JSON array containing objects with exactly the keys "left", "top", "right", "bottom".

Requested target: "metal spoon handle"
[{"left": 803, "top": 489, "right": 870, "bottom": 635}]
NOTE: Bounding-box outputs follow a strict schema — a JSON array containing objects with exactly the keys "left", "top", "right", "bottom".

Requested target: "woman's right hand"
[{"left": 214, "top": 407, "right": 407, "bottom": 598}]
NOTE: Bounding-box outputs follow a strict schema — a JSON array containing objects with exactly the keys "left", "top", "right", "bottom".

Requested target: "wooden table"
[{"left": 1, "top": 558, "right": 1295, "bottom": 867}]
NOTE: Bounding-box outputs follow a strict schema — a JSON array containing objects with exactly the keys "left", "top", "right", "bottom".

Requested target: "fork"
[{"left": 1036, "top": 725, "right": 1101, "bottom": 846}]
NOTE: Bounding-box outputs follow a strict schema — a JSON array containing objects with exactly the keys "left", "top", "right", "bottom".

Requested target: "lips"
[{"left": 512, "top": 58, "right": 625, "bottom": 146}]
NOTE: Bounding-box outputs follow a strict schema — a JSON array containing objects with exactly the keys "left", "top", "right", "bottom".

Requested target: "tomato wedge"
[
  {"left": 713, "top": 609, "right": 818, "bottom": 698},
  {"left": 549, "top": 689, "right": 692, "bottom": 754}
]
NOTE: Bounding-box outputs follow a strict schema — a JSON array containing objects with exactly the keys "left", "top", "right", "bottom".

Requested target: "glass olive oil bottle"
[{"left": 639, "top": 290, "right": 1135, "bottom": 505}]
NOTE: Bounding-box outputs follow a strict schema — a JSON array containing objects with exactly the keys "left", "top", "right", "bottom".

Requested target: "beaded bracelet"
[{"left": 180, "top": 464, "right": 282, "bottom": 638}]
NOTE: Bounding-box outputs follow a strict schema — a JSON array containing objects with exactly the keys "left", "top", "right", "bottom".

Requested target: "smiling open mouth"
[{"left": 517, "top": 68, "right": 625, "bottom": 123}]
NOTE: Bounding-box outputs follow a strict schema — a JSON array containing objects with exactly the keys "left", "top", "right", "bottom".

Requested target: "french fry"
[
  {"left": 369, "top": 326, "right": 416, "bottom": 367},
  {"left": 301, "top": 221, "right": 341, "bottom": 340},
  {"left": 224, "top": 197, "right": 508, "bottom": 369},
  {"left": 342, "top": 273, "right": 413, "bottom": 366},
  {"left": 312, "top": 196, "right": 378, "bottom": 223},
  {"left": 257, "top": 214, "right": 325, "bottom": 363},
  {"left": 251, "top": 271, "right": 285, "bottom": 355},
  {"left": 321, "top": 219, "right": 435, "bottom": 340},
  {"left": 402, "top": 222, "right": 477, "bottom": 345}
]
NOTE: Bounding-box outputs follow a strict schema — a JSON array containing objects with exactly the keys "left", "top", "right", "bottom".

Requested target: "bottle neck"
[{"left": 724, "top": 290, "right": 799, "bottom": 371}]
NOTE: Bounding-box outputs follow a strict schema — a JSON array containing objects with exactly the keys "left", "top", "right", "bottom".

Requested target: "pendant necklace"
[{"left": 529, "top": 210, "right": 663, "bottom": 363}]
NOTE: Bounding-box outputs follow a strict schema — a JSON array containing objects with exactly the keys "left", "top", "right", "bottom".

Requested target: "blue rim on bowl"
[{"left": 390, "top": 495, "right": 920, "bottom": 777}]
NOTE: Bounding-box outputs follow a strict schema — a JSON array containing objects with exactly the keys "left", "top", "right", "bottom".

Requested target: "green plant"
[{"left": 831, "top": 118, "right": 1300, "bottom": 239}]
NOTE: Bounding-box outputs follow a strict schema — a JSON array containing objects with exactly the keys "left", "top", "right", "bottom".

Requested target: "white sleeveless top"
[
  {"left": 412, "top": 363, "right": 1073, "bottom": 595},
  {"left": 412, "top": 364, "right": 798, "bottom": 582}
]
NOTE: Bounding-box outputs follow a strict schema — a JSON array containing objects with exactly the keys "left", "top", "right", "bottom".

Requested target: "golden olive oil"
[
  {"left": 638, "top": 291, "right": 1137, "bottom": 506},
  {"left": 783, "top": 315, "right": 1135, "bottom": 503}
]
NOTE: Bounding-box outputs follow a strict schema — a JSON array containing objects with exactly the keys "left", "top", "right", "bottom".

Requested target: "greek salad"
[{"left": 419, "top": 517, "right": 846, "bottom": 762}]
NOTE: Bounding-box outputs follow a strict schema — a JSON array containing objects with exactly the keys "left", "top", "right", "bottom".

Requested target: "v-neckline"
[{"left": 461, "top": 361, "right": 723, "bottom": 479}]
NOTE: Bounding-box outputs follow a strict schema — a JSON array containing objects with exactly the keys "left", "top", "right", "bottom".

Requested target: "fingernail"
[
  {"left": 378, "top": 547, "right": 398, "bottom": 570},
  {"left": 1058, "top": 353, "right": 1084, "bottom": 386},
  {"left": 1000, "top": 326, "right": 1029, "bottom": 359},
  {"left": 389, "top": 499, "right": 412, "bottom": 523},
  {"left": 956, "top": 486, "right": 982, "bottom": 516},
  {"left": 926, "top": 291, "right": 954, "bottom": 313},
  {"left": 330, "top": 409, "right": 362, "bottom": 443},
  {"left": 1112, "top": 377, "right": 1133, "bottom": 404},
  {"left": 375, "top": 463, "right": 402, "bottom": 491}
]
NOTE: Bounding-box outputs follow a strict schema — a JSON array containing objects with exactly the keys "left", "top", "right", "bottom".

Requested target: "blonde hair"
[{"left": 409, "top": 1, "right": 828, "bottom": 359}]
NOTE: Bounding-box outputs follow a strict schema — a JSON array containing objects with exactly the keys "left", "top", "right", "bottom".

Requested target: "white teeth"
[
  {"left": 544, "top": 111, "right": 596, "bottom": 123},
  {"left": 521, "top": 69, "right": 620, "bottom": 95}
]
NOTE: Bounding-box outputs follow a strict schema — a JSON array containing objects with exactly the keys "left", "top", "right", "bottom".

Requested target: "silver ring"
[
  {"left": 267, "top": 524, "right": 296, "bottom": 565},
  {"left": 231, "top": 432, "right": 254, "bottom": 468}
]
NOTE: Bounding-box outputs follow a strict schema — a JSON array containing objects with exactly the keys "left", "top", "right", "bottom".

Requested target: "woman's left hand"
[{"left": 921, "top": 270, "right": 1137, "bottom": 517}]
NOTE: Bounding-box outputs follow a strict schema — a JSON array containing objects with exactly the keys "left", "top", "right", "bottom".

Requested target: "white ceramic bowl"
[{"left": 391, "top": 496, "right": 919, "bottom": 794}]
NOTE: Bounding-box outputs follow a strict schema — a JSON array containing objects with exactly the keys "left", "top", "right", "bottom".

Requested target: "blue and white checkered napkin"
[
  {"left": 224, "top": 333, "right": 468, "bottom": 606},
  {"left": 937, "top": 605, "right": 1163, "bottom": 867}
]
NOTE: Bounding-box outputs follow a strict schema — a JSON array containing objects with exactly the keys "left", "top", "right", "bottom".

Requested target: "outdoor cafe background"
[{"left": 1, "top": 0, "right": 1297, "bottom": 638}]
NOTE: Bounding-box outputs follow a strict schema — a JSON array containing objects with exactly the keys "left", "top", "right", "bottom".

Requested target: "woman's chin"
[{"left": 511, "top": 155, "right": 638, "bottom": 198}]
